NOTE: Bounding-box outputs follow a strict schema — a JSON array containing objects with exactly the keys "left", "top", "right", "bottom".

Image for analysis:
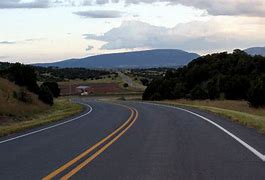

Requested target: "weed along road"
[{"left": 0, "top": 99, "right": 265, "bottom": 179}]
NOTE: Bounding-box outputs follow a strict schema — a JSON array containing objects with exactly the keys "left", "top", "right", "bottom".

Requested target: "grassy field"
[
  {"left": 58, "top": 74, "right": 123, "bottom": 85},
  {"left": 0, "top": 98, "right": 83, "bottom": 137},
  {"left": 159, "top": 99, "right": 265, "bottom": 134}
]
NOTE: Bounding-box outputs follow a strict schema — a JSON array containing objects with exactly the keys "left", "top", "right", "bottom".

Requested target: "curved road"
[{"left": 0, "top": 99, "right": 265, "bottom": 179}]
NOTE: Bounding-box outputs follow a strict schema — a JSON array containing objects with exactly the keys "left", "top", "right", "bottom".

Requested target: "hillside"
[
  {"left": 0, "top": 77, "right": 48, "bottom": 119},
  {"left": 143, "top": 50, "right": 265, "bottom": 107},
  {"left": 34, "top": 49, "right": 200, "bottom": 68},
  {"left": 245, "top": 47, "right": 265, "bottom": 56}
]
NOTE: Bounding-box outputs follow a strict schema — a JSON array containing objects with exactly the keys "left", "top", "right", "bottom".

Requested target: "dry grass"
[
  {"left": 0, "top": 98, "right": 83, "bottom": 137},
  {"left": 167, "top": 99, "right": 265, "bottom": 116},
  {"left": 0, "top": 78, "right": 49, "bottom": 117},
  {"left": 0, "top": 78, "right": 83, "bottom": 137},
  {"left": 159, "top": 99, "right": 265, "bottom": 134}
]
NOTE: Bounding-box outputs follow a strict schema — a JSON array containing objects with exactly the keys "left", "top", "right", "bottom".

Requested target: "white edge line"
[
  {"left": 141, "top": 102, "right": 265, "bottom": 162},
  {"left": 0, "top": 102, "right": 93, "bottom": 145}
]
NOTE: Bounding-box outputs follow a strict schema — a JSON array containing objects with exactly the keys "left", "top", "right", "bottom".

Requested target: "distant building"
[{"left": 76, "top": 86, "right": 91, "bottom": 96}]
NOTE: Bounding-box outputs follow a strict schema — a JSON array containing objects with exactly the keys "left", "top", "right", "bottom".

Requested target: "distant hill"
[
  {"left": 34, "top": 49, "right": 200, "bottom": 68},
  {"left": 244, "top": 47, "right": 265, "bottom": 56}
]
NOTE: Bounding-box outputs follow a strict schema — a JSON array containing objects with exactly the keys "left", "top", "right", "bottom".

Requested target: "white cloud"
[{"left": 83, "top": 19, "right": 265, "bottom": 53}]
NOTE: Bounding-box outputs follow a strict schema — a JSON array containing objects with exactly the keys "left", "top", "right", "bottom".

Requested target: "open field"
[
  {"left": 57, "top": 74, "right": 123, "bottom": 85},
  {"left": 58, "top": 72, "right": 145, "bottom": 96},
  {"left": 159, "top": 99, "right": 265, "bottom": 134},
  {"left": 0, "top": 98, "right": 83, "bottom": 137}
]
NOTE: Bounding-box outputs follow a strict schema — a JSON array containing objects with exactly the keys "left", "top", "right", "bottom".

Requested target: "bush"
[
  {"left": 190, "top": 85, "right": 208, "bottom": 100},
  {"left": 123, "top": 83, "right": 129, "bottom": 88},
  {"left": 150, "top": 92, "right": 162, "bottom": 101},
  {"left": 38, "top": 85, "right": 53, "bottom": 105},
  {"left": 247, "top": 77, "right": 265, "bottom": 107},
  {"left": 206, "top": 78, "right": 220, "bottom": 100},
  {"left": 140, "top": 78, "right": 149, "bottom": 86},
  {"left": 172, "top": 83, "right": 186, "bottom": 99},
  {"left": 13, "top": 88, "right": 32, "bottom": 103},
  {"left": 41, "top": 82, "right": 60, "bottom": 98},
  {"left": 4, "top": 63, "right": 39, "bottom": 94}
]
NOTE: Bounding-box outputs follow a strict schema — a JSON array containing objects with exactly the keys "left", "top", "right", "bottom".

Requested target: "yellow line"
[
  {"left": 42, "top": 105, "right": 135, "bottom": 180},
  {"left": 61, "top": 108, "right": 138, "bottom": 180}
]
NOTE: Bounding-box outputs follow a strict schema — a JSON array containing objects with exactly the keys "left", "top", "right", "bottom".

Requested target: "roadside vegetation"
[
  {"left": 143, "top": 50, "right": 265, "bottom": 107},
  {"left": 0, "top": 98, "right": 83, "bottom": 137},
  {"left": 158, "top": 100, "right": 265, "bottom": 134},
  {"left": 0, "top": 63, "right": 84, "bottom": 137}
]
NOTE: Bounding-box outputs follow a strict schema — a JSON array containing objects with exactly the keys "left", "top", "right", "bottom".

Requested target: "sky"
[{"left": 0, "top": 0, "right": 265, "bottom": 63}]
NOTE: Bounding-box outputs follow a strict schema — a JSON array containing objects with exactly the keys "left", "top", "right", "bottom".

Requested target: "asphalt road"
[{"left": 0, "top": 99, "right": 265, "bottom": 180}]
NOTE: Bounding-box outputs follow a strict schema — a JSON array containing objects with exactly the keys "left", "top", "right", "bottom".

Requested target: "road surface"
[{"left": 0, "top": 99, "right": 265, "bottom": 179}]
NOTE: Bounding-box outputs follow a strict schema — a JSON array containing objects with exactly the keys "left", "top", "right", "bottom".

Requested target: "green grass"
[
  {"left": 157, "top": 100, "right": 265, "bottom": 134},
  {"left": 0, "top": 98, "right": 84, "bottom": 137}
]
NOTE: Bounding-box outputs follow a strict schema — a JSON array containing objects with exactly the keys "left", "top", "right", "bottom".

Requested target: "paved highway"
[{"left": 0, "top": 99, "right": 265, "bottom": 179}]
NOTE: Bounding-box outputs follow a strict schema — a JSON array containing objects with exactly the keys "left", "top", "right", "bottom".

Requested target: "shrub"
[
  {"left": 38, "top": 85, "right": 53, "bottom": 105},
  {"left": 4, "top": 63, "right": 39, "bottom": 94},
  {"left": 123, "top": 83, "right": 129, "bottom": 88},
  {"left": 13, "top": 88, "right": 32, "bottom": 103},
  {"left": 206, "top": 78, "right": 220, "bottom": 100},
  {"left": 247, "top": 77, "right": 265, "bottom": 107},
  {"left": 173, "top": 83, "right": 186, "bottom": 99},
  {"left": 190, "top": 85, "right": 208, "bottom": 100},
  {"left": 150, "top": 92, "right": 162, "bottom": 101},
  {"left": 140, "top": 78, "right": 149, "bottom": 86},
  {"left": 41, "top": 82, "right": 60, "bottom": 98}
]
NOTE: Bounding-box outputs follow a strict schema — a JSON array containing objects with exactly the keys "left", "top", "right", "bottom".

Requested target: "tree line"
[
  {"left": 143, "top": 50, "right": 265, "bottom": 107},
  {"left": 35, "top": 66, "right": 114, "bottom": 82}
]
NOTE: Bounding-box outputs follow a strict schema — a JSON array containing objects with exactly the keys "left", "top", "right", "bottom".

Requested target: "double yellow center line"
[{"left": 43, "top": 104, "right": 139, "bottom": 180}]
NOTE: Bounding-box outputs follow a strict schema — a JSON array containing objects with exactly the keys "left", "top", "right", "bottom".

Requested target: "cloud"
[
  {"left": 86, "top": 45, "right": 94, "bottom": 51},
  {"left": 165, "top": 0, "right": 265, "bottom": 17},
  {"left": 83, "top": 20, "right": 265, "bottom": 52},
  {"left": 0, "top": 41, "right": 16, "bottom": 44},
  {"left": 0, "top": 0, "right": 50, "bottom": 9},
  {"left": 73, "top": 10, "right": 123, "bottom": 18},
  {"left": 78, "top": 0, "right": 265, "bottom": 17}
]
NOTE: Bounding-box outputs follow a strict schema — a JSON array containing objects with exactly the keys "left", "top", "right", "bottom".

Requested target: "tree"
[
  {"left": 41, "top": 82, "right": 60, "bottom": 98},
  {"left": 5, "top": 63, "right": 39, "bottom": 94},
  {"left": 247, "top": 77, "right": 265, "bottom": 107},
  {"left": 172, "top": 83, "right": 186, "bottom": 99},
  {"left": 190, "top": 85, "right": 208, "bottom": 100},
  {"left": 123, "top": 83, "right": 129, "bottom": 88},
  {"left": 38, "top": 85, "right": 54, "bottom": 105},
  {"left": 206, "top": 78, "right": 220, "bottom": 100}
]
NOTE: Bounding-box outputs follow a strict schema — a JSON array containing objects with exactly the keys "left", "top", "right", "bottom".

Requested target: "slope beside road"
[{"left": 0, "top": 99, "right": 265, "bottom": 179}]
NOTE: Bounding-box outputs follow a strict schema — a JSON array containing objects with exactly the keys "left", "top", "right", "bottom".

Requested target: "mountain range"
[
  {"left": 34, "top": 49, "right": 200, "bottom": 69},
  {"left": 244, "top": 47, "right": 265, "bottom": 56}
]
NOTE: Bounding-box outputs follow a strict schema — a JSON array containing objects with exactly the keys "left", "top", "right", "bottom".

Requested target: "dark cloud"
[
  {"left": 79, "top": 0, "right": 265, "bottom": 17},
  {"left": 86, "top": 45, "right": 94, "bottom": 51},
  {"left": 0, "top": 41, "right": 16, "bottom": 44},
  {"left": 73, "top": 10, "right": 123, "bottom": 18},
  {"left": 0, "top": 0, "right": 50, "bottom": 9}
]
